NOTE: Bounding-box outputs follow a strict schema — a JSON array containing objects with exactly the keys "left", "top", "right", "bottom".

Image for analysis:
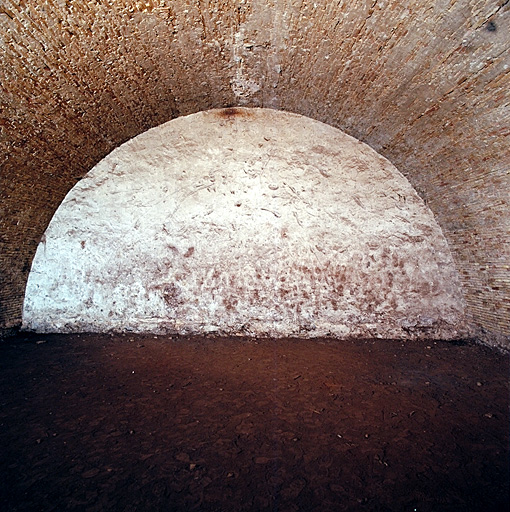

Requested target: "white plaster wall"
[{"left": 23, "top": 108, "right": 466, "bottom": 338}]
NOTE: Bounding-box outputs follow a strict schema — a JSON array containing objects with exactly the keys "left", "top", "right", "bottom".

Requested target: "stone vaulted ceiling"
[{"left": 0, "top": 0, "right": 509, "bottom": 346}]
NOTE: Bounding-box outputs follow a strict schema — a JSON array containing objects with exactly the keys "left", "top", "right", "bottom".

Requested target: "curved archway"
[
  {"left": 1, "top": 1, "right": 508, "bottom": 345},
  {"left": 23, "top": 108, "right": 465, "bottom": 338}
]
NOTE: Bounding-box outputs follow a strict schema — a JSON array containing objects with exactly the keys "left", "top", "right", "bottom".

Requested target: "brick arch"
[{"left": 1, "top": 1, "right": 508, "bottom": 345}]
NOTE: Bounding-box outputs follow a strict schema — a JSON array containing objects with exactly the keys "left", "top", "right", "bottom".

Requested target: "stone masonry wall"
[{"left": 1, "top": 1, "right": 508, "bottom": 345}]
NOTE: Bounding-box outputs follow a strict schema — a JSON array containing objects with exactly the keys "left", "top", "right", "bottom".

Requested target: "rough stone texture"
[
  {"left": 1, "top": 1, "right": 509, "bottom": 345},
  {"left": 22, "top": 109, "right": 465, "bottom": 338}
]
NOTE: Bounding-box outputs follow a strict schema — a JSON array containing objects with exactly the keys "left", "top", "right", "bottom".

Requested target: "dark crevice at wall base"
[
  {"left": 7, "top": 325, "right": 510, "bottom": 355},
  {"left": 0, "top": 324, "right": 21, "bottom": 339},
  {"left": 9, "top": 323, "right": 509, "bottom": 352},
  {"left": 473, "top": 331, "right": 510, "bottom": 353}
]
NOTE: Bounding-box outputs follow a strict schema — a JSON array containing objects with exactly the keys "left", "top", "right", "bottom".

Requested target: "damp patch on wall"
[{"left": 22, "top": 108, "right": 466, "bottom": 339}]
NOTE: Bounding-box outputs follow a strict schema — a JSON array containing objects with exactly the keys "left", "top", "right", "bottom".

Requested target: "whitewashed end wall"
[{"left": 23, "top": 108, "right": 466, "bottom": 339}]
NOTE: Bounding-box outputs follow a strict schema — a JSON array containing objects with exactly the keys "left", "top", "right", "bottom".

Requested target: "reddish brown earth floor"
[{"left": 0, "top": 333, "right": 508, "bottom": 512}]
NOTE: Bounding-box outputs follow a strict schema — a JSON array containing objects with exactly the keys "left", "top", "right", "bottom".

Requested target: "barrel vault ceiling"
[{"left": 1, "top": 0, "right": 509, "bottom": 345}]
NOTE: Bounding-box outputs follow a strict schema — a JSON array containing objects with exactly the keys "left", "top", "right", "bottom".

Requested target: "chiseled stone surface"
[{"left": 23, "top": 109, "right": 466, "bottom": 338}]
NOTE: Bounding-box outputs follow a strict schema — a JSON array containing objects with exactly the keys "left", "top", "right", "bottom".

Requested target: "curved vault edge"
[{"left": 22, "top": 108, "right": 468, "bottom": 339}]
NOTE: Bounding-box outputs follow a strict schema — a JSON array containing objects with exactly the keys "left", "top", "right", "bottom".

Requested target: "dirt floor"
[{"left": 0, "top": 333, "right": 508, "bottom": 512}]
